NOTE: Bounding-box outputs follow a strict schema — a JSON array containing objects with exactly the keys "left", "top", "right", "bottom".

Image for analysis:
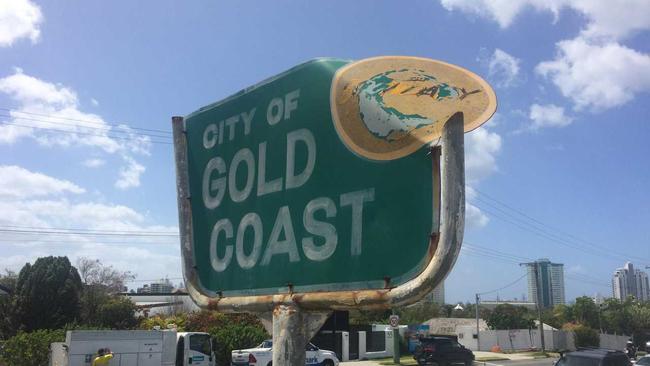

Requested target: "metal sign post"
[
  {"left": 172, "top": 56, "right": 496, "bottom": 364},
  {"left": 390, "top": 315, "right": 400, "bottom": 364}
]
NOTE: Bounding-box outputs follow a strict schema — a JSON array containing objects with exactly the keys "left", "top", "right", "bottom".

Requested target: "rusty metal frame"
[{"left": 172, "top": 111, "right": 465, "bottom": 313}]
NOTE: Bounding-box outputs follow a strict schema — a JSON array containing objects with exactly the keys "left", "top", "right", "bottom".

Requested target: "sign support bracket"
[{"left": 272, "top": 303, "right": 330, "bottom": 365}]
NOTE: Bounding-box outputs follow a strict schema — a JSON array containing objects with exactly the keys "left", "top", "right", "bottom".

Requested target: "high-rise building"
[
  {"left": 421, "top": 281, "right": 445, "bottom": 305},
  {"left": 526, "top": 259, "right": 565, "bottom": 308},
  {"left": 613, "top": 262, "right": 649, "bottom": 301},
  {"left": 137, "top": 278, "right": 174, "bottom": 294},
  {"left": 150, "top": 279, "right": 174, "bottom": 293}
]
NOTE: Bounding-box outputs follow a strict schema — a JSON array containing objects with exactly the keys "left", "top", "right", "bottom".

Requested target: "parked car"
[
  {"left": 635, "top": 356, "right": 650, "bottom": 366},
  {"left": 230, "top": 339, "right": 339, "bottom": 366},
  {"left": 413, "top": 336, "right": 474, "bottom": 366},
  {"left": 554, "top": 348, "right": 631, "bottom": 366}
]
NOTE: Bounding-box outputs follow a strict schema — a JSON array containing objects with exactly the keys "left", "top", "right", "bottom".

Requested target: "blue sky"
[{"left": 0, "top": 0, "right": 649, "bottom": 304}]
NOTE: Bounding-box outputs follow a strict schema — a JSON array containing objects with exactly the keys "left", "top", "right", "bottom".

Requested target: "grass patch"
[
  {"left": 377, "top": 356, "right": 419, "bottom": 365},
  {"left": 476, "top": 356, "right": 510, "bottom": 362}
]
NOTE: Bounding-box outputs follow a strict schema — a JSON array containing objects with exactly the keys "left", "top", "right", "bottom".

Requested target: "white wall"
[
  {"left": 476, "top": 329, "right": 575, "bottom": 352},
  {"left": 599, "top": 334, "right": 629, "bottom": 350}
]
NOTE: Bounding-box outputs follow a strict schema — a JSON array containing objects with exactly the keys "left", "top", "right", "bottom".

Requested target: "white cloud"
[
  {"left": 0, "top": 69, "right": 152, "bottom": 189},
  {"left": 90, "top": 98, "right": 99, "bottom": 107},
  {"left": 536, "top": 38, "right": 650, "bottom": 111},
  {"left": 0, "top": 165, "right": 85, "bottom": 198},
  {"left": 466, "top": 202, "right": 489, "bottom": 229},
  {"left": 0, "top": 165, "right": 180, "bottom": 281},
  {"left": 465, "top": 127, "right": 502, "bottom": 184},
  {"left": 439, "top": 0, "right": 650, "bottom": 41},
  {"left": 440, "top": 1, "right": 650, "bottom": 112},
  {"left": 439, "top": 0, "right": 560, "bottom": 29},
  {"left": 529, "top": 103, "right": 573, "bottom": 129},
  {"left": 115, "top": 156, "right": 145, "bottom": 190},
  {"left": 488, "top": 49, "right": 521, "bottom": 88},
  {"left": 0, "top": 0, "right": 43, "bottom": 47},
  {"left": 82, "top": 158, "right": 106, "bottom": 168},
  {"left": 462, "top": 128, "right": 502, "bottom": 229}
]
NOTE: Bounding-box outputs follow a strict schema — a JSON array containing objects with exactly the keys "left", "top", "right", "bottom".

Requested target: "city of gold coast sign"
[{"left": 172, "top": 56, "right": 496, "bottom": 310}]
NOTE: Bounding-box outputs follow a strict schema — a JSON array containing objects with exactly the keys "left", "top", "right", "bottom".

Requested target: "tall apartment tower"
[
  {"left": 421, "top": 281, "right": 445, "bottom": 305},
  {"left": 526, "top": 258, "right": 565, "bottom": 308},
  {"left": 613, "top": 262, "right": 649, "bottom": 301}
]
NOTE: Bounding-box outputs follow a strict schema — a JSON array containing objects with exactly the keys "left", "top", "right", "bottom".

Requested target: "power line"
[
  {"left": 473, "top": 202, "right": 650, "bottom": 266},
  {"left": 0, "top": 239, "right": 177, "bottom": 246},
  {"left": 0, "top": 120, "right": 173, "bottom": 145},
  {"left": 1, "top": 113, "right": 172, "bottom": 140},
  {"left": 0, "top": 107, "right": 172, "bottom": 135},
  {"left": 0, "top": 228, "right": 178, "bottom": 237},
  {"left": 478, "top": 273, "right": 528, "bottom": 295},
  {"left": 461, "top": 244, "right": 612, "bottom": 288},
  {"left": 126, "top": 277, "right": 183, "bottom": 283},
  {"left": 0, "top": 224, "right": 179, "bottom": 235},
  {"left": 474, "top": 189, "right": 650, "bottom": 264}
]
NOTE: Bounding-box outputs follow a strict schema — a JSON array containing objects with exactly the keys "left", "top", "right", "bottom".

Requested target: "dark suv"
[
  {"left": 413, "top": 337, "right": 475, "bottom": 366},
  {"left": 554, "top": 348, "right": 631, "bottom": 366}
]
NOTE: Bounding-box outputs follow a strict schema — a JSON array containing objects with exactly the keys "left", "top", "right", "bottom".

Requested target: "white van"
[{"left": 50, "top": 330, "right": 214, "bottom": 366}]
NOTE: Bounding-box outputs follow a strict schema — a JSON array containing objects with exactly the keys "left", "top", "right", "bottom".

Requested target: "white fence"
[
  {"left": 476, "top": 329, "right": 572, "bottom": 351},
  {"left": 599, "top": 333, "right": 630, "bottom": 350},
  {"left": 456, "top": 327, "right": 630, "bottom": 352}
]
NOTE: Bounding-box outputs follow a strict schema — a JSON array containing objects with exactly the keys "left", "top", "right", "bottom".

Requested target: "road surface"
[{"left": 477, "top": 357, "right": 559, "bottom": 366}]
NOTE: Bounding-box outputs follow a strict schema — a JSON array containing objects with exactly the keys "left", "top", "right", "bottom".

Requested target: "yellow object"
[{"left": 91, "top": 353, "right": 114, "bottom": 366}]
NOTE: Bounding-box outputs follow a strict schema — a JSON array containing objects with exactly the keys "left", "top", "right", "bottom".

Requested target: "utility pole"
[
  {"left": 475, "top": 293, "right": 480, "bottom": 350},
  {"left": 520, "top": 262, "right": 545, "bottom": 353},
  {"left": 598, "top": 304, "right": 604, "bottom": 334}
]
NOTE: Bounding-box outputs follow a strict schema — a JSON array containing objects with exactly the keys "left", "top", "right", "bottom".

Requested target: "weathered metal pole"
[
  {"left": 393, "top": 327, "right": 400, "bottom": 364},
  {"left": 272, "top": 303, "right": 329, "bottom": 365},
  {"left": 534, "top": 263, "right": 546, "bottom": 352},
  {"left": 475, "top": 293, "right": 480, "bottom": 350}
]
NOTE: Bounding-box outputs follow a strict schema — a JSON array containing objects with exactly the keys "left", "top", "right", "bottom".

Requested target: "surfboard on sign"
[{"left": 331, "top": 56, "right": 497, "bottom": 161}]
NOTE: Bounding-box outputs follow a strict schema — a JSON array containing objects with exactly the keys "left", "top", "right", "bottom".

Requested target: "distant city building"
[
  {"left": 593, "top": 293, "right": 605, "bottom": 305},
  {"left": 612, "top": 262, "right": 649, "bottom": 301},
  {"left": 137, "top": 278, "right": 174, "bottom": 294},
  {"left": 479, "top": 300, "right": 537, "bottom": 311},
  {"left": 526, "top": 258, "right": 565, "bottom": 308},
  {"left": 421, "top": 281, "right": 445, "bottom": 305}
]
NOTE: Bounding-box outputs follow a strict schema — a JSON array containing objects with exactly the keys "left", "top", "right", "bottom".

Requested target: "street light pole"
[
  {"left": 520, "top": 262, "right": 545, "bottom": 353},
  {"left": 475, "top": 293, "right": 480, "bottom": 351}
]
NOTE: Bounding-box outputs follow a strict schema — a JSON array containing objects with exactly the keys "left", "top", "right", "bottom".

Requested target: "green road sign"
[{"left": 175, "top": 56, "right": 495, "bottom": 299}]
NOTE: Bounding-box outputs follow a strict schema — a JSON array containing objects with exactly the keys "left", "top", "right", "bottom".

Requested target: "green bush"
[
  {"left": 209, "top": 322, "right": 268, "bottom": 365},
  {"left": 0, "top": 329, "right": 65, "bottom": 366},
  {"left": 572, "top": 325, "right": 600, "bottom": 348},
  {"left": 96, "top": 297, "right": 138, "bottom": 329}
]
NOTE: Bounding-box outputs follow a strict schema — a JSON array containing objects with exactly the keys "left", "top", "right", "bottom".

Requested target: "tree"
[
  {"left": 210, "top": 321, "right": 268, "bottom": 365},
  {"left": 396, "top": 302, "right": 440, "bottom": 324},
  {"left": 76, "top": 257, "right": 135, "bottom": 325},
  {"left": 0, "top": 329, "right": 66, "bottom": 366},
  {"left": 0, "top": 270, "right": 18, "bottom": 339},
  {"left": 545, "top": 304, "right": 573, "bottom": 329},
  {"left": 486, "top": 304, "right": 535, "bottom": 330},
  {"left": 97, "top": 297, "right": 138, "bottom": 329},
  {"left": 13, "top": 256, "right": 82, "bottom": 331},
  {"left": 564, "top": 323, "right": 599, "bottom": 348},
  {"left": 573, "top": 296, "right": 599, "bottom": 329},
  {"left": 76, "top": 257, "right": 134, "bottom": 293},
  {"left": 140, "top": 313, "right": 188, "bottom": 331}
]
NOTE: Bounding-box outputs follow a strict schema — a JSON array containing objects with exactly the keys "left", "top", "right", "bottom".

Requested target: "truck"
[{"left": 50, "top": 329, "right": 214, "bottom": 366}]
